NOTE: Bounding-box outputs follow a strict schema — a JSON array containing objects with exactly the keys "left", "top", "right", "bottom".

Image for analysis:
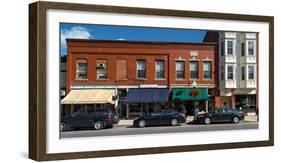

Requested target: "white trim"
[
  {"left": 71, "top": 85, "right": 168, "bottom": 89},
  {"left": 170, "top": 84, "right": 216, "bottom": 88}
]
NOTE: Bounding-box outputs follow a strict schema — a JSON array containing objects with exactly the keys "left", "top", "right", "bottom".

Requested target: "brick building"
[{"left": 61, "top": 39, "right": 217, "bottom": 118}]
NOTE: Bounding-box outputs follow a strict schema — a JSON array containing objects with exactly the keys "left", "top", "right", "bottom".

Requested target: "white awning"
[{"left": 61, "top": 89, "right": 115, "bottom": 104}]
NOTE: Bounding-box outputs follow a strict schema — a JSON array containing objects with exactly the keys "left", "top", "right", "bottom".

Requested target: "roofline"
[{"left": 66, "top": 38, "right": 217, "bottom": 46}]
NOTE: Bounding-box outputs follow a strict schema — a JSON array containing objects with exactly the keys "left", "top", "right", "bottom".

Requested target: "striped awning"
[{"left": 61, "top": 89, "right": 115, "bottom": 104}]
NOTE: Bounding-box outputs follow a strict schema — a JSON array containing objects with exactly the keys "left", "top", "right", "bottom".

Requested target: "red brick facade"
[{"left": 66, "top": 39, "right": 217, "bottom": 93}]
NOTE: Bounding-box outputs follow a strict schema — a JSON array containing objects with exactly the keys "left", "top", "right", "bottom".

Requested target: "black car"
[
  {"left": 61, "top": 107, "right": 119, "bottom": 131},
  {"left": 133, "top": 109, "right": 186, "bottom": 128},
  {"left": 196, "top": 108, "right": 244, "bottom": 125}
]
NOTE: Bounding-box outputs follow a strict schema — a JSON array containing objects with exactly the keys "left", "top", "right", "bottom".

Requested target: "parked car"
[
  {"left": 61, "top": 107, "right": 119, "bottom": 131},
  {"left": 133, "top": 109, "right": 186, "bottom": 128},
  {"left": 195, "top": 108, "right": 244, "bottom": 125}
]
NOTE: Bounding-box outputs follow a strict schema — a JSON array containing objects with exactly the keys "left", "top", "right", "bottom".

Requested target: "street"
[{"left": 60, "top": 121, "right": 258, "bottom": 138}]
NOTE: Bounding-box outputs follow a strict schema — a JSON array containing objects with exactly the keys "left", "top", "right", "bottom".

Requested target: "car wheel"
[
  {"left": 61, "top": 122, "right": 67, "bottom": 131},
  {"left": 204, "top": 117, "right": 211, "bottom": 125},
  {"left": 94, "top": 121, "right": 104, "bottom": 130},
  {"left": 233, "top": 116, "right": 240, "bottom": 124},
  {"left": 138, "top": 120, "right": 146, "bottom": 128},
  {"left": 171, "top": 118, "right": 178, "bottom": 126}
]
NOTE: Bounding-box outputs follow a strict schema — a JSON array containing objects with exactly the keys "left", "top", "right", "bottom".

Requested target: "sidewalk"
[
  {"left": 117, "top": 119, "right": 134, "bottom": 127},
  {"left": 244, "top": 115, "right": 258, "bottom": 122}
]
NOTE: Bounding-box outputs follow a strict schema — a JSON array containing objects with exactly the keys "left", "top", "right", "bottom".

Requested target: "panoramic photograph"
[{"left": 59, "top": 23, "right": 258, "bottom": 138}]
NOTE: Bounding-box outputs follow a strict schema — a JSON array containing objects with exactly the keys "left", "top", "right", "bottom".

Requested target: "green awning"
[{"left": 172, "top": 88, "right": 208, "bottom": 101}]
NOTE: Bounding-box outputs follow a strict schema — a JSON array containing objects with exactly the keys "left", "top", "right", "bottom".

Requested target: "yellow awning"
[{"left": 61, "top": 89, "right": 115, "bottom": 104}]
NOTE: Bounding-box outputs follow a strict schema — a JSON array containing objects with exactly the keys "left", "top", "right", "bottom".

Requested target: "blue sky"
[{"left": 60, "top": 23, "right": 206, "bottom": 56}]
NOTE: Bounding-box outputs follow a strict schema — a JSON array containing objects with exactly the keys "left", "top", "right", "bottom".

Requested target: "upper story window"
[
  {"left": 221, "top": 66, "right": 224, "bottom": 81},
  {"left": 241, "top": 67, "right": 245, "bottom": 80},
  {"left": 76, "top": 59, "right": 87, "bottom": 80},
  {"left": 227, "top": 65, "right": 234, "bottom": 80},
  {"left": 247, "top": 40, "right": 255, "bottom": 56},
  {"left": 203, "top": 61, "right": 212, "bottom": 80},
  {"left": 175, "top": 61, "right": 185, "bottom": 79},
  {"left": 241, "top": 43, "right": 245, "bottom": 56},
  {"left": 226, "top": 40, "right": 234, "bottom": 55},
  {"left": 221, "top": 42, "right": 224, "bottom": 56},
  {"left": 190, "top": 61, "right": 198, "bottom": 79},
  {"left": 96, "top": 60, "right": 108, "bottom": 80},
  {"left": 248, "top": 65, "right": 255, "bottom": 80},
  {"left": 155, "top": 60, "right": 165, "bottom": 79},
  {"left": 136, "top": 60, "right": 146, "bottom": 79}
]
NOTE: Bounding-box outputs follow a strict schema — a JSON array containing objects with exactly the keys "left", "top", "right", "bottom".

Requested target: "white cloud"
[
  {"left": 116, "top": 38, "right": 126, "bottom": 40},
  {"left": 61, "top": 26, "right": 93, "bottom": 47}
]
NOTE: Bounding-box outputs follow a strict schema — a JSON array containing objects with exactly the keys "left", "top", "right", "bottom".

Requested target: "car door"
[
  {"left": 70, "top": 110, "right": 86, "bottom": 128},
  {"left": 83, "top": 109, "right": 96, "bottom": 127},
  {"left": 212, "top": 109, "right": 224, "bottom": 122},
  {"left": 149, "top": 111, "right": 163, "bottom": 126},
  {"left": 223, "top": 109, "right": 234, "bottom": 122},
  {"left": 162, "top": 110, "right": 173, "bottom": 125}
]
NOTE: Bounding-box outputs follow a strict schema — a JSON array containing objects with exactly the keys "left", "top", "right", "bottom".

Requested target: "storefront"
[
  {"left": 172, "top": 88, "right": 209, "bottom": 115},
  {"left": 123, "top": 88, "right": 169, "bottom": 118},
  {"left": 235, "top": 94, "right": 256, "bottom": 113},
  {"left": 61, "top": 89, "right": 116, "bottom": 115}
]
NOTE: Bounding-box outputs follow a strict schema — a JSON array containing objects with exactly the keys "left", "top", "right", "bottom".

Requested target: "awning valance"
[
  {"left": 61, "top": 89, "right": 115, "bottom": 104},
  {"left": 172, "top": 88, "right": 208, "bottom": 101},
  {"left": 124, "top": 88, "right": 168, "bottom": 103}
]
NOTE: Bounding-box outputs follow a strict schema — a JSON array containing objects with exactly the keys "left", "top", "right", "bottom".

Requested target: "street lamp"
[
  {"left": 192, "top": 80, "right": 197, "bottom": 109},
  {"left": 191, "top": 80, "right": 199, "bottom": 121}
]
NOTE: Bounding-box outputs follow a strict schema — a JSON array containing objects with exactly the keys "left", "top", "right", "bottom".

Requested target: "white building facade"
[{"left": 218, "top": 32, "right": 257, "bottom": 113}]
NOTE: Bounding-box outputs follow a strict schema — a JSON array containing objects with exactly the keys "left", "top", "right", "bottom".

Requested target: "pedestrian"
[
  {"left": 180, "top": 103, "right": 187, "bottom": 117},
  {"left": 194, "top": 104, "right": 199, "bottom": 121},
  {"left": 223, "top": 102, "right": 227, "bottom": 109}
]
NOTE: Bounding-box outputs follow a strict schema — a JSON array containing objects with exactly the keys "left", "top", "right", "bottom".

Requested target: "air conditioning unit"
[
  {"left": 97, "top": 63, "right": 106, "bottom": 68},
  {"left": 98, "top": 73, "right": 106, "bottom": 77}
]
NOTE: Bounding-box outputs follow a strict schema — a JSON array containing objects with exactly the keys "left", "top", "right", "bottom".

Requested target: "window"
[
  {"left": 248, "top": 65, "right": 255, "bottom": 80},
  {"left": 241, "top": 67, "right": 245, "bottom": 80},
  {"left": 190, "top": 61, "right": 198, "bottom": 79},
  {"left": 76, "top": 59, "right": 87, "bottom": 80},
  {"left": 241, "top": 43, "right": 245, "bottom": 56},
  {"left": 96, "top": 60, "right": 108, "bottom": 80},
  {"left": 221, "top": 42, "right": 224, "bottom": 56},
  {"left": 175, "top": 61, "right": 185, "bottom": 79},
  {"left": 155, "top": 60, "right": 165, "bottom": 79},
  {"left": 227, "top": 65, "right": 234, "bottom": 80},
  {"left": 227, "top": 40, "right": 234, "bottom": 55},
  {"left": 136, "top": 60, "right": 146, "bottom": 79},
  {"left": 221, "top": 66, "right": 224, "bottom": 81},
  {"left": 203, "top": 61, "right": 212, "bottom": 79},
  {"left": 248, "top": 41, "right": 255, "bottom": 56}
]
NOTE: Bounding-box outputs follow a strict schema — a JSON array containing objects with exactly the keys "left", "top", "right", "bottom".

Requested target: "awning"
[
  {"left": 172, "top": 88, "right": 208, "bottom": 101},
  {"left": 124, "top": 88, "right": 168, "bottom": 103},
  {"left": 61, "top": 89, "right": 115, "bottom": 104}
]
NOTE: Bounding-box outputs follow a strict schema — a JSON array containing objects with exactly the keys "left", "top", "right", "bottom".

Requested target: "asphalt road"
[{"left": 60, "top": 121, "right": 258, "bottom": 138}]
